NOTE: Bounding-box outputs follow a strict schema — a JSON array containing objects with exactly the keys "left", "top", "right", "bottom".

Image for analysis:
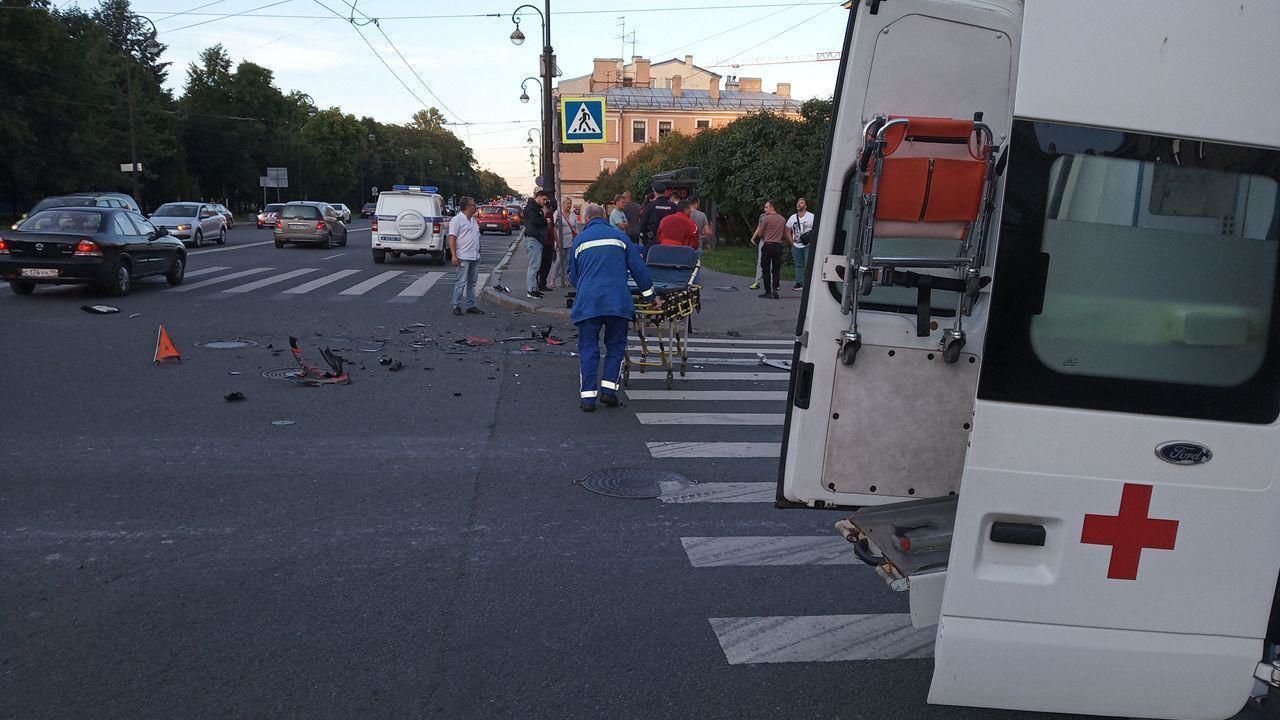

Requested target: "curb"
[{"left": 480, "top": 236, "right": 572, "bottom": 319}]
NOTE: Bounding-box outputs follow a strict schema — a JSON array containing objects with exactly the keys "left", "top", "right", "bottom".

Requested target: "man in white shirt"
[
  {"left": 448, "top": 197, "right": 484, "bottom": 315},
  {"left": 785, "top": 197, "right": 815, "bottom": 291}
]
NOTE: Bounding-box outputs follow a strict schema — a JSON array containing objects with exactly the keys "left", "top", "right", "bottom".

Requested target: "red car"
[
  {"left": 477, "top": 205, "right": 512, "bottom": 235},
  {"left": 256, "top": 203, "right": 284, "bottom": 229}
]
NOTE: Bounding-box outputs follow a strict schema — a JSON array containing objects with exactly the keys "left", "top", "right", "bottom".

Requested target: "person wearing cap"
[
  {"left": 569, "top": 203, "right": 659, "bottom": 412},
  {"left": 637, "top": 183, "right": 679, "bottom": 249}
]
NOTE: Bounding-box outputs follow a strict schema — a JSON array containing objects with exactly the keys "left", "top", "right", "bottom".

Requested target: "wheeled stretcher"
[{"left": 625, "top": 245, "right": 701, "bottom": 389}]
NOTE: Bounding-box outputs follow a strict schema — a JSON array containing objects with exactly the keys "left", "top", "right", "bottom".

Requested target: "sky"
[{"left": 80, "top": 0, "right": 850, "bottom": 192}]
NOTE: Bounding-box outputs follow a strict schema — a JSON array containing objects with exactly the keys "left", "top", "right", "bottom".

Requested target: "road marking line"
[
  {"left": 321, "top": 252, "right": 347, "bottom": 261},
  {"left": 182, "top": 266, "right": 231, "bottom": 278},
  {"left": 169, "top": 267, "right": 274, "bottom": 292},
  {"left": 188, "top": 240, "right": 274, "bottom": 255},
  {"left": 282, "top": 269, "right": 361, "bottom": 294},
  {"left": 624, "top": 390, "right": 788, "bottom": 401},
  {"left": 658, "top": 481, "right": 775, "bottom": 503},
  {"left": 397, "top": 272, "right": 443, "bottom": 297},
  {"left": 339, "top": 270, "right": 403, "bottom": 295},
  {"left": 637, "top": 413, "right": 785, "bottom": 426},
  {"left": 709, "top": 615, "right": 934, "bottom": 664},
  {"left": 647, "top": 441, "right": 781, "bottom": 458},
  {"left": 679, "top": 338, "right": 794, "bottom": 345},
  {"left": 629, "top": 346, "right": 790, "bottom": 355},
  {"left": 222, "top": 268, "right": 319, "bottom": 294},
  {"left": 628, "top": 371, "right": 788, "bottom": 382},
  {"left": 681, "top": 536, "right": 856, "bottom": 567},
  {"left": 346, "top": 227, "right": 371, "bottom": 233}
]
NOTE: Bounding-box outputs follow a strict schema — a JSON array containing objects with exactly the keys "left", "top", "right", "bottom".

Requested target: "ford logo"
[
  {"left": 1155, "top": 441, "right": 1213, "bottom": 465},
  {"left": 35, "top": 243, "right": 43, "bottom": 250}
]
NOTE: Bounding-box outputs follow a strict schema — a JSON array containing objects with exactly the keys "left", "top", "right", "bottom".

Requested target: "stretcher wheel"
[
  {"left": 680, "top": 361, "right": 687, "bottom": 377},
  {"left": 623, "top": 360, "right": 631, "bottom": 386},
  {"left": 665, "top": 370, "right": 674, "bottom": 390},
  {"left": 840, "top": 338, "right": 861, "bottom": 366},
  {"left": 943, "top": 335, "right": 966, "bottom": 364}
]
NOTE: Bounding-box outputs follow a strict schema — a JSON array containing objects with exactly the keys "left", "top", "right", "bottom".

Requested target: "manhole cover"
[
  {"left": 576, "top": 467, "right": 694, "bottom": 499},
  {"left": 262, "top": 367, "right": 302, "bottom": 381},
  {"left": 199, "top": 339, "right": 258, "bottom": 349}
]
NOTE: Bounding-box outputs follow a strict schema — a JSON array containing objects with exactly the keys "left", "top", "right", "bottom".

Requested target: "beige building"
[{"left": 554, "top": 55, "right": 799, "bottom": 200}]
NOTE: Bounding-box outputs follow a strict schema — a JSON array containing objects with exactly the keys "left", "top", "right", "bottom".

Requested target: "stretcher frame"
[{"left": 623, "top": 284, "right": 701, "bottom": 389}]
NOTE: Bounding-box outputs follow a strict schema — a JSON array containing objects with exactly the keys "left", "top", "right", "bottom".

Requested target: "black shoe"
[
  {"left": 465, "top": 307, "right": 484, "bottom": 315},
  {"left": 580, "top": 401, "right": 596, "bottom": 412},
  {"left": 539, "top": 285, "right": 554, "bottom": 292},
  {"left": 772, "top": 291, "right": 780, "bottom": 299},
  {"left": 600, "top": 393, "right": 620, "bottom": 407},
  {"left": 452, "top": 307, "right": 463, "bottom": 316},
  {"left": 526, "top": 291, "right": 544, "bottom": 299},
  {"left": 759, "top": 291, "right": 772, "bottom": 298}
]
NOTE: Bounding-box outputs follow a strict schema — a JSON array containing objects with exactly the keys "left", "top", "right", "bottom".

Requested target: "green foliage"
[
  {"left": 0, "top": 0, "right": 514, "bottom": 216},
  {"left": 584, "top": 98, "right": 833, "bottom": 243}
]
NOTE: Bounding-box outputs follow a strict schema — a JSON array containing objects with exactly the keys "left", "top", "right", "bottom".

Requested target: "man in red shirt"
[{"left": 656, "top": 200, "right": 700, "bottom": 249}]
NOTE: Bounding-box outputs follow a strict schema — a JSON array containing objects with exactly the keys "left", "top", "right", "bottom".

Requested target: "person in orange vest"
[{"left": 656, "top": 200, "right": 700, "bottom": 249}]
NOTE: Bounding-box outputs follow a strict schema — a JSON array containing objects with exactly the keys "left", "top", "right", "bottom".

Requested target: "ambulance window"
[{"left": 980, "top": 120, "right": 1280, "bottom": 423}]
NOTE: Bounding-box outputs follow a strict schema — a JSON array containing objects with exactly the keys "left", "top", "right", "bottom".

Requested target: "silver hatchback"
[{"left": 273, "top": 202, "right": 348, "bottom": 249}]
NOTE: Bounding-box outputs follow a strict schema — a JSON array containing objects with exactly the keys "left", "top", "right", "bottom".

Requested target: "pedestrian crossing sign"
[{"left": 561, "top": 96, "right": 607, "bottom": 144}]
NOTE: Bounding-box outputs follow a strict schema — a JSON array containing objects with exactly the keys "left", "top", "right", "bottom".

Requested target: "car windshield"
[
  {"left": 19, "top": 209, "right": 104, "bottom": 233},
  {"left": 154, "top": 203, "right": 199, "bottom": 217},
  {"left": 264, "top": 204, "right": 284, "bottom": 213},
  {"left": 479, "top": 206, "right": 505, "bottom": 215},
  {"left": 281, "top": 205, "right": 322, "bottom": 220},
  {"left": 31, "top": 197, "right": 95, "bottom": 213}
]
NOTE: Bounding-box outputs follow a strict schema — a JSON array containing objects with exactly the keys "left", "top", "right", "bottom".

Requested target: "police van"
[
  {"left": 780, "top": 1, "right": 1280, "bottom": 718},
  {"left": 371, "top": 185, "right": 448, "bottom": 264}
]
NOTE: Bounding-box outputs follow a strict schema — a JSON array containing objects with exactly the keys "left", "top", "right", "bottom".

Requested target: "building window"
[
  {"left": 658, "top": 120, "right": 673, "bottom": 138},
  {"left": 696, "top": 118, "right": 712, "bottom": 130},
  {"left": 632, "top": 120, "right": 647, "bottom": 144},
  {"left": 601, "top": 158, "right": 620, "bottom": 172}
]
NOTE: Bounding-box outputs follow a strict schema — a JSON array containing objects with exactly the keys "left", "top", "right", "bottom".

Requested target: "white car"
[
  {"left": 371, "top": 185, "right": 448, "bottom": 264},
  {"left": 329, "top": 203, "right": 352, "bottom": 223},
  {"left": 149, "top": 201, "right": 227, "bottom": 247}
]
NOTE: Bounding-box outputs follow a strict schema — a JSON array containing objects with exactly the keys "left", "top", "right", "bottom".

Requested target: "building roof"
[
  {"left": 602, "top": 87, "right": 799, "bottom": 112},
  {"left": 641, "top": 57, "right": 723, "bottom": 79}
]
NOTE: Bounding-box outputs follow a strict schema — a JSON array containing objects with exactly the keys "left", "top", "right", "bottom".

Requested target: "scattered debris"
[
  {"left": 154, "top": 325, "right": 182, "bottom": 364},
  {"left": 271, "top": 420, "right": 296, "bottom": 426},
  {"left": 128, "top": 313, "right": 142, "bottom": 319},
  {"left": 757, "top": 352, "right": 792, "bottom": 371},
  {"left": 494, "top": 284, "right": 511, "bottom": 293},
  {"left": 81, "top": 304, "right": 119, "bottom": 314},
  {"left": 289, "top": 336, "right": 350, "bottom": 385},
  {"left": 714, "top": 286, "right": 740, "bottom": 292},
  {"left": 378, "top": 356, "right": 393, "bottom": 366},
  {"left": 424, "top": 366, "right": 434, "bottom": 371},
  {"left": 545, "top": 337, "right": 566, "bottom": 346},
  {"left": 532, "top": 324, "right": 553, "bottom": 340},
  {"left": 453, "top": 392, "right": 463, "bottom": 397},
  {"left": 228, "top": 371, "right": 243, "bottom": 376},
  {"left": 727, "top": 330, "right": 741, "bottom": 337},
  {"left": 400, "top": 323, "right": 428, "bottom": 333},
  {"left": 265, "top": 343, "right": 274, "bottom": 349},
  {"left": 520, "top": 344, "right": 538, "bottom": 352},
  {"left": 387, "top": 360, "right": 404, "bottom": 371},
  {"left": 455, "top": 336, "right": 494, "bottom": 347},
  {"left": 224, "top": 391, "right": 246, "bottom": 402}
]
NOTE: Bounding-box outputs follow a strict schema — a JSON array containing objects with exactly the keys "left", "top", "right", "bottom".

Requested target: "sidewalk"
[{"left": 480, "top": 237, "right": 801, "bottom": 338}]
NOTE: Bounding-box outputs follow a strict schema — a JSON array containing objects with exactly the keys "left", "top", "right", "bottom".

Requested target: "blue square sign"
[{"left": 561, "top": 97, "right": 607, "bottom": 144}]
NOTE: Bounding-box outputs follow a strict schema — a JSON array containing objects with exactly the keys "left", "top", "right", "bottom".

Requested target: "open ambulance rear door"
[{"left": 782, "top": 0, "right": 1280, "bottom": 718}]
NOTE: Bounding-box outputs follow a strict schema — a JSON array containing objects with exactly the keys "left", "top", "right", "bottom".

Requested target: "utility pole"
[{"left": 510, "top": 3, "right": 555, "bottom": 199}]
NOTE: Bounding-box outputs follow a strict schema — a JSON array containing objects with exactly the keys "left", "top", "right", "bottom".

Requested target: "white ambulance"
[
  {"left": 370, "top": 185, "right": 448, "bottom": 264},
  {"left": 780, "top": 1, "right": 1280, "bottom": 718}
]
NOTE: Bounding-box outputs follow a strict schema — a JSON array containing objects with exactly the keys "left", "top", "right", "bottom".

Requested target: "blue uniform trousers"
[{"left": 577, "top": 315, "right": 629, "bottom": 404}]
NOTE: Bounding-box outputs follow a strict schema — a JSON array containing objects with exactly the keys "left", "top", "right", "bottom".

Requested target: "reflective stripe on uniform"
[
  {"left": 641, "top": 287, "right": 655, "bottom": 298},
  {"left": 575, "top": 238, "right": 628, "bottom": 257},
  {"left": 601, "top": 380, "right": 619, "bottom": 390},
  {"left": 581, "top": 390, "right": 598, "bottom": 398}
]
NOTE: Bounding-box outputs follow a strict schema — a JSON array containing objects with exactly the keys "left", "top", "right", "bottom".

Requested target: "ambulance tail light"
[
  {"left": 433, "top": 222, "right": 441, "bottom": 235},
  {"left": 372, "top": 218, "right": 378, "bottom": 232}
]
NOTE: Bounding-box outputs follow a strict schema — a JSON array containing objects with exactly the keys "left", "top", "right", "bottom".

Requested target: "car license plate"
[
  {"left": 380, "top": 235, "right": 399, "bottom": 242},
  {"left": 485, "top": 223, "right": 498, "bottom": 228},
  {"left": 20, "top": 268, "right": 58, "bottom": 278},
  {"left": 290, "top": 223, "right": 308, "bottom": 230}
]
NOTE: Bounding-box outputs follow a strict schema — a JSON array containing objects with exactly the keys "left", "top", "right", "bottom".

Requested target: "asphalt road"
[{"left": 2, "top": 220, "right": 1275, "bottom": 720}]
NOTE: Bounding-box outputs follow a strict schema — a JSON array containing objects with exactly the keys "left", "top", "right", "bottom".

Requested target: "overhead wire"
[
  {"left": 162, "top": 0, "right": 294, "bottom": 33},
  {"left": 118, "top": 2, "right": 836, "bottom": 21},
  {"left": 712, "top": 3, "right": 838, "bottom": 67},
  {"left": 152, "top": 0, "right": 232, "bottom": 23}
]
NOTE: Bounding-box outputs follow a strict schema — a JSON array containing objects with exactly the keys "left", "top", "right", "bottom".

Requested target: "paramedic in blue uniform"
[{"left": 568, "top": 203, "right": 659, "bottom": 412}]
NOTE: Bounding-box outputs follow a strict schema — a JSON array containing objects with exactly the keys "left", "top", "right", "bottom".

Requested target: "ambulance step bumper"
[
  {"left": 1254, "top": 659, "right": 1280, "bottom": 687},
  {"left": 836, "top": 495, "right": 957, "bottom": 581}
]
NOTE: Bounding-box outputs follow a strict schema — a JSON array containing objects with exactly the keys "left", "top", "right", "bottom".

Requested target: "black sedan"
[{"left": 0, "top": 207, "right": 187, "bottom": 296}]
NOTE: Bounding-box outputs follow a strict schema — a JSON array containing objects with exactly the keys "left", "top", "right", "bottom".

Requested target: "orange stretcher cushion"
[
  {"left": 882, "top": 117, "right": 979, "bottom": 154},
  {"left": 864, "top": 157, "right": 986, "bottom": 224}
]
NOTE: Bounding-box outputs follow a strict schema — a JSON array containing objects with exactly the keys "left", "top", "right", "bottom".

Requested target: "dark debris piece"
[{"left": 224, "top": 391, "right": 246, "bottom": 402}]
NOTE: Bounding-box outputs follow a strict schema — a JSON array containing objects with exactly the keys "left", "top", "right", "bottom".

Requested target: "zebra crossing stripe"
[
  {"left": 647, "top": 442, "right": 781, "bottom": 458},
  {"left": 222, "top": 268, "right": 319, "bottom": 294},
  {"left": 624, "top": 390, "right": 788, "bottom": 401},
  {"left": 680, "top": 338, "right": 793, "bottom": 345},
  {"left": 709, "top": 615, "right": 935, "bottom": 664},
  {"left": 397, "top": 272, "right": 443, "bottom": 297},
  {"left": 637, "top": 413, "right": 784, "bottom": 426},
  {"left": 282, "top": 269, "right": 362, "bottom": 294},
  {"left": 681, "top": 536, "right": 856, "bottom": 567},
  {"left": 169, "top": 267, "right": 274, "bottom": 292},
  {"left": 628, "top": 346, "right": 789, "bottom": 355},
  {"left": 339, "top": 270, "right": 403, "bottom": 295},
  {"left": 658, "top": 481, "right": 774, "bottom": 503},
  {"left": 182, "top": 266, "right": 230, "bottom": 278},
  {"left": 627, "top": 371, "right": 788, "bottom": 382}
]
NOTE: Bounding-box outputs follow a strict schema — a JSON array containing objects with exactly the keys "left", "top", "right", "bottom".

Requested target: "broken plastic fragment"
[
  {"left": 80, "top": 305, "right": 119, "bottom": 314},
  {"left": 224, "top": 391, "right": 246, "bottom": 402},
  {"left": 271, "top": 420, "right": 295, "bottom": 426}
]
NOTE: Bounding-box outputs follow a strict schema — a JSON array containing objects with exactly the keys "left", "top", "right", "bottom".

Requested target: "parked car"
[
  {"left": 360, "top": 202, "right": 376, "bottom": 218},
  {"left": 0, "top": 207, "right": 186, "bottom": 296},
  {"left": 371, "top": 185, "right": 447, "bottom": 264},
  {"left": 149, "top": 201, "right": 227, "bottom": 247},
  {"left": 24, "top": 192, "right": 142, "bottom": 219},
  {"left": 329, "top": 203, "right": 352, "bottom": 223},
  {"left": 477, "top": 205, "right": 513, "bottom": 235},
  {"left": 274, "top": 201, "right": 348, "bottom": 249},
  {"left": 257, "top": 203, "right": 285, "bottom": 229},
  {"left": 211, "top": 203, "right": 234, "bottom": 228}
]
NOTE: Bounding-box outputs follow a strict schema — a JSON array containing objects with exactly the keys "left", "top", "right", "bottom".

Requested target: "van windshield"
[
  {"left": 379, "top": 194, "right": 440, "bottom": 216},
  {"left": 979, "top": 120, "right": 1280, "bottom": 423}
]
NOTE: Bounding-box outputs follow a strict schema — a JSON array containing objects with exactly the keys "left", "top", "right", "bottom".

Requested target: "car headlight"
[{"left": 176, "top": 224, "right": 191, "bottom": 231}]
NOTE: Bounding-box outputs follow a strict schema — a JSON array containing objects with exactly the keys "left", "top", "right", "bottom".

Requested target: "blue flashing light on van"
[{"left": 391, "top": 185, "right": 439, "bottom": 194}]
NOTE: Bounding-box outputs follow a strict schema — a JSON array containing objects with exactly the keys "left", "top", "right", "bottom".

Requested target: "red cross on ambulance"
[{"left": 1080, "top": 483, "right": 1179, "bottom": 580}]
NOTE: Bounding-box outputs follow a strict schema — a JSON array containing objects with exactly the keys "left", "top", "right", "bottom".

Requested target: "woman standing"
[{"left": 548, "top": 197, "right": 579, "bottom": 289}]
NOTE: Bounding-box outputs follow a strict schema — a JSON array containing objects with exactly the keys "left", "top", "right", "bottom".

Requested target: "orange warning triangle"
[{"left": 154, "top": 325, "right": 182, "bottom": 363}]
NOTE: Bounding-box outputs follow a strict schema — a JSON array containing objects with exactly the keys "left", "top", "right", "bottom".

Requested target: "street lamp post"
[
  {"left": 511, "top": 3, "right": 554, "bottom": 198},
  {"left": 297, "top": 93, "right": 317, "bottom": 200},
  {"left": 124, "top": 14, "right": 161, "bottom": 204}
]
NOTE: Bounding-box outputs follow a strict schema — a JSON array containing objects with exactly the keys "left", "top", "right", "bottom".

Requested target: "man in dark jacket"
[
  {"left": 637, "top": 182, "right": 679, "bottom": 249},
  {"left": 569, "top": 203, "right": 658, "bottom": 412},
  {"left": 522, "top": 191, "right": 551, "bottom": 299}
]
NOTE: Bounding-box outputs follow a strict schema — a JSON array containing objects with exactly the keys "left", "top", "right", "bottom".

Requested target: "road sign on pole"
[
  {"left": 560, "top": 97, "right": 606, "bottom": 144},
  {"left": 266, "top": 167, "right": 289, "bottom": 187},
  {"left": 120, "top": 163, "right": 143, "bottom": 172}
]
